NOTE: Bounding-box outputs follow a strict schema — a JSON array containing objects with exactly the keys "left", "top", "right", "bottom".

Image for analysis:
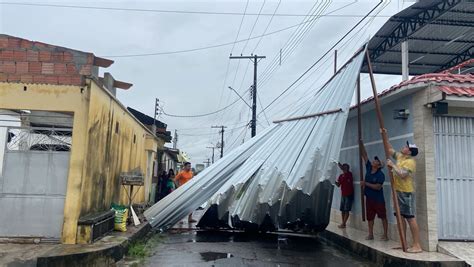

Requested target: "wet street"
[{"left": 117, "top": 229, "right": 375, "bottom": 267}]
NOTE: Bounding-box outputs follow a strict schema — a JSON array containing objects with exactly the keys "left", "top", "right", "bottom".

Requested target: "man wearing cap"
[
  {"left": 386, "top": 137, "right": 422, "bottom": 253},
  {"left": 359, "top": 140, "right": 388, "bottom": 241}
]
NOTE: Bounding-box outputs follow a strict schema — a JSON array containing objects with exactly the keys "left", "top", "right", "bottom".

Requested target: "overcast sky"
[{"left": 0, "top": 0, "right": 414, "bottom": 164}]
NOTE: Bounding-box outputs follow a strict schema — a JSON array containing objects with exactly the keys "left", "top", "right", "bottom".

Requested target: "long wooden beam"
[
  {"left": 273, "top": 108, "right": 342, "bottom": 124},
  {"left": 365, "top": 50, "right": 407, "bottom": 252},
  {"left": 357, "top": 75, "right": 366, "bottom": 222}
]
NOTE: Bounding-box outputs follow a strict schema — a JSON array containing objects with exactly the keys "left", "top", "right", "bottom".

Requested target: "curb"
[
  {"left": 318, "top": 230, "right": 469, "bottom": 267},
  {"left": 36, "top": 223, "right": 152, "bottom": 267}
]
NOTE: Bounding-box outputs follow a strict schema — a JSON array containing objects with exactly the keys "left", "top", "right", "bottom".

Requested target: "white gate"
[
  {"left": 434, "top": 116, "right": 474, "bottom": 240},
  {"left": 0, "top": 126, "right": 71, "bottom": 240}
]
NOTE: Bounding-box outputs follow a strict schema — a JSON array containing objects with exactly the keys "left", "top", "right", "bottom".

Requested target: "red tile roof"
[
  {"left": 438, "top": 86, "right": 474, "bottom": 97},
  {"left": 352, "top": 73, "right": 474, "bottom": 109}
]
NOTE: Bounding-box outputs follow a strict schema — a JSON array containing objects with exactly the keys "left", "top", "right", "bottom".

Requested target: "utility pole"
[
  {"left": 211, "top": 125, "right": 227, "bottom": 158},
  {"left": 173, "top": 129, "right": 178, "bottom": 149},
  {"left": 204, "top": 158, "right": 211, "bottom": 167},
  {"left": 230, "top": 54, "right": 265, "bottom": 138},
  {"left": 206, "top": 146, "right": 215, "bottom": 164},
  {"left": 153, "top": 98, "right": 159, "bottom": 134}
]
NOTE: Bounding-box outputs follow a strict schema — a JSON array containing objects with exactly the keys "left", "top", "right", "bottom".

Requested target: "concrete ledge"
[
  {"left": 35, "top": 223, "right": 151, "bottom": 267},
  {"left": 319, "top": 223, "right": 468, "bottom": 267}
]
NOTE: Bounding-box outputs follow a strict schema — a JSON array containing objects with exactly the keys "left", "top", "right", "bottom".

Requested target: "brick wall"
[{"left": 0, "top": 35, "right": 95, "bottom": 86}]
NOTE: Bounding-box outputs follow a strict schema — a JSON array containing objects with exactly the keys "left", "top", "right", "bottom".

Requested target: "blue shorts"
[{"left": 340, "top": 195, "right": 353, "bottom": 212}]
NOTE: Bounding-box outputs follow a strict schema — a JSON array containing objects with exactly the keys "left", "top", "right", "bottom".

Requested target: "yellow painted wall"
[
  {"left": 0, "top": 82, "right": 90, "bottom": 244},
  {"left": 0, "top": 80, "right": 161, "bottom": 244},
  {"left": 80, "top": 81, "right": 159, "bottom": 215}
]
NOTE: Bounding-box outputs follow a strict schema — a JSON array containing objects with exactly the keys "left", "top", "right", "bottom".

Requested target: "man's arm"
[
  {"left": 359, "top": 139, "right": 368, "bottom": 163},
  {"left": 380, "top": 128, "right": 396, "bottom": 157},
  {"left": 364, "top": 182, "right": 383, "bottom": 190},
  {"left": 386, "top": 160, "right": 410, "bottom": 179}
]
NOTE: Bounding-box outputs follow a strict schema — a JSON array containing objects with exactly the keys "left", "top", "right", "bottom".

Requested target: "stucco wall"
[
  {"left": 0, "top": 81, "right": 159, "bottom": 244},
  {"left": 0, "top": 82, "right": 90, "bottom": 244},
  {"left": 80, "top": 81, "right": 158, "bottom": 215}
]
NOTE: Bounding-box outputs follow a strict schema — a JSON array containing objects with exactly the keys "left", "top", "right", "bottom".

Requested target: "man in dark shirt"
[
  {"left": 360, "top": 140, "right": 388, "bottom": 240},
  {"left": 335, "top": 163, "right": 354, "bottom": 229}
]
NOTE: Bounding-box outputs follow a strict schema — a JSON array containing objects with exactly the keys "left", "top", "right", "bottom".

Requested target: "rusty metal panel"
[
  {"left": 145, "top": 49, "right": 366, "bottom": 230},
  {"left": 434, "top": 116, "right": 474, "bottom": 240}
]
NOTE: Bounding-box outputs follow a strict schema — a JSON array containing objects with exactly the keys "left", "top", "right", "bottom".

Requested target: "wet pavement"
[{"left": 117, "top": 229, "right": 376, "bottom": 267}]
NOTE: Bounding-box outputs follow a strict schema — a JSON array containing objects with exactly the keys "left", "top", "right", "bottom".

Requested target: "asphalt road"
[{"left": 117, "top": 229, "right": 375, "bottom": 267}]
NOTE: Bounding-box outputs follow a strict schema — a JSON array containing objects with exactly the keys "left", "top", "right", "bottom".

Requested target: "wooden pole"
[
  {"left": 365, "top": 50, "right": 407, "bottom": 252},
  {"left": 357, "top": 75, "right": 366, "bottom": 222},
  {"left": 273, "top": 108, "right": 342, "bottom": 123}
]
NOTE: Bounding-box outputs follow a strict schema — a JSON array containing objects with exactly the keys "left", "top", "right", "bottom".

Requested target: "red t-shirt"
[{"left": 337, "top": 172, "right": 354, "bottom": 197}]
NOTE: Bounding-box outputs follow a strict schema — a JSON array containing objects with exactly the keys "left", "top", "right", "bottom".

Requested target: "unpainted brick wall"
[{"left": 0, "top": 35, "right": 96, "bottom": 86}]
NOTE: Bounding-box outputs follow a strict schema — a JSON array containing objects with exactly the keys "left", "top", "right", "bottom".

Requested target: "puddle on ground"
[{"left": 200, "top": 252, "right": 233, "bottom": 262}]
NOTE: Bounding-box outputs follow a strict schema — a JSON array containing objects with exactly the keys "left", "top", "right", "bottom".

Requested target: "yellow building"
[{"left": 0, "top": 35, "right": 165, "bottom": 244}]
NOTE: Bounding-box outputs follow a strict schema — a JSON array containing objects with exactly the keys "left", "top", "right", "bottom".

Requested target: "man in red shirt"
[{"left": 335, "top": 162, "right": 354, "bottom": 228}]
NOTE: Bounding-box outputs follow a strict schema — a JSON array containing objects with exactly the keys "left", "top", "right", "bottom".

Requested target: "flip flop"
[
  {"left": 337, "top": 225, "right": 346, "bottom": 229},
  {"left": 392, "top": 246, "right": 403, "bottom": 250},
  {"left": 365, "top": 236, "right": 374, "bottom": 240},
  {"left": 380, "top": 236, "right": 389, "bottom": 241}
]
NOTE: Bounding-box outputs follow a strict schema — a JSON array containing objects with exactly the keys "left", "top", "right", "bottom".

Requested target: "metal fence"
[{"left": 5, "top": 126, "right": 72, "bottom": 151}]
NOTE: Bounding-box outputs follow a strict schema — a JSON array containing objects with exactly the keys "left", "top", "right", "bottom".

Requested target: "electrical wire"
[
  {"left": 263, "top": 1, "right": 388, "bottom": 119},
  {"left": 0, "top": 2, "right": 391, "bottom": 18},
  {"left": 87, "top": 3, "right": 375, "bottom": 58},
  {"left": 258, "top": 1, "right": 384, "bottom": 116},
  {"left": 162, "top": 98, "right": 240, "bottom": 118},
  {"left": 257, "top": 1, "right": 356, "bottom": 88}
]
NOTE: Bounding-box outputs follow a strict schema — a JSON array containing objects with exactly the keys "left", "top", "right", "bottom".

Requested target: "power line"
[
  {"left": 161, "top": 98, "right": 240, "bottom": 118},
  {"left": 82, "top": 4, "right": 384, "bottom": 58},
  {"left": 261, "top": 1, "right": 388, "bottom": 119},
  {"left": 215, "top": 0, "right": 251, "bottom": 135},
  {"left": 259, "top": 1, "right": 384, "bottom": 116},
  {"left": 0, "top": 2, "right": 391, "bottom": 18},
  {"left": 257, "top": 1, "right": 357, "bottom": 88}
]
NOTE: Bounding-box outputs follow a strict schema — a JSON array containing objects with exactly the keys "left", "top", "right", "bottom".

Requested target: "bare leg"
[
  {"left": 343, "top": 212, "right": 350, "bottom": 226},
  {"left": 402, "top": 217, "right": 407, "bottom": 242},
  {"left": 366, "top": 220, "right": 374, "bottom": 240},
  {"left": 188, "top": 213, "right": 196, "bottom": 223},
  {"left": 406, "top": 218, "right": 422, "bottom": 253},
  {"left": 381, "top": 218, "right": 389, "bottom": 240},
  {"left": 338, "top": 212, "right": 346, "bottom": 228}
]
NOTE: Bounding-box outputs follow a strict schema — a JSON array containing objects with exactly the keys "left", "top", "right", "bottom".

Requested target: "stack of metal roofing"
[{"left": 144, "top": 49, "right": 365, "bottom": 231}]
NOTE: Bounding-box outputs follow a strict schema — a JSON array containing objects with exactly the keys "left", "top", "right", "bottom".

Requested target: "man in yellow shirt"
[
  {"left": 174, "top": 162, "right": 196, "bottom": 223},
  {"left": 386, "top": 138, "right": 422, "bottom": 253}
]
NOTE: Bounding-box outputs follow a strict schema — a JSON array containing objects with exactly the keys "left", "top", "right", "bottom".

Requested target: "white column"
[{"left": 401, "top": 41, "right": 409, "bottom": 81}]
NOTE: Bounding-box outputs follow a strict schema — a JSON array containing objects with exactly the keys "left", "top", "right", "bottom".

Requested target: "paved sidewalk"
[
  {"left": 321, "top": 222, "right": 467, "bottom": 266},
  {"left": 439, "top": 241, "right": 474, "bottom": 267},
  {"left": 0, "top": 222, "right": 149, "bottom": 267}
]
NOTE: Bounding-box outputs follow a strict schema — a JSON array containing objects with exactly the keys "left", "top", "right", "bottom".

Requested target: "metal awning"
[{"left": 362, "top": 0, "right": 474, "bottom": 75}]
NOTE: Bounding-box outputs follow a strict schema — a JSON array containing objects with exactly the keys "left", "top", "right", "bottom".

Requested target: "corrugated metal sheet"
[
  {"left": 434, "top": 116, "right": 474, "bottom": 240},
  {"left": 144, "top": 49, "right": 366, "bottom": 231},
  {"left": 362, "top": 0, "right": 474, "bottom": 75}
]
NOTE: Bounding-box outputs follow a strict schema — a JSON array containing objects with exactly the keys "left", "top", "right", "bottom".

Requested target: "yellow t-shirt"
[{"left": 392, "top": 152, "right": 416, "bottom": 192}]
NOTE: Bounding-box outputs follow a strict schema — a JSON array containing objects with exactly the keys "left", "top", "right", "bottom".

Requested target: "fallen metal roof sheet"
[{"left": 144, "top": 48, "right": 366, "bottom": 231}]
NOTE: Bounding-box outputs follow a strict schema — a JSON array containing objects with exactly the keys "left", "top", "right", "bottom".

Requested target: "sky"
[{"left": 0, "top": 0, "right": 415, "bottom": 164}]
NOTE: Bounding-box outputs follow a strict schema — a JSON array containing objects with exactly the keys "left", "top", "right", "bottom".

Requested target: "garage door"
[{"left": 434, "top": 116, "right": 474, "bottom": 240}]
